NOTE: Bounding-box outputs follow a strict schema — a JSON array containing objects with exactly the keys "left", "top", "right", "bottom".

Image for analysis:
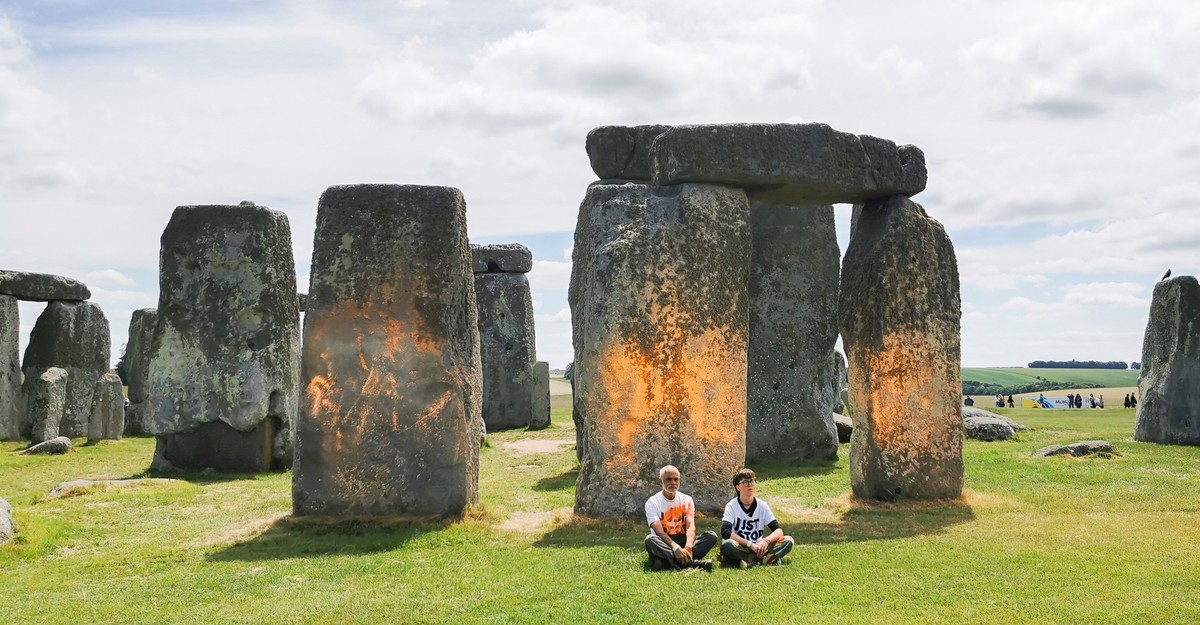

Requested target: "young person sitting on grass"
[{"left": 719, "top": 468, "right": 794, "bottom": 567}]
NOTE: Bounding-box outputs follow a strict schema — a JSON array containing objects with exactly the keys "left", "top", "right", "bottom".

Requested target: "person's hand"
[
  {"left": 675, "top": 545, "right": 692, "bottom": 565},
  {"left": 752, "top": 540, "right": 768, "bottom": 558}
]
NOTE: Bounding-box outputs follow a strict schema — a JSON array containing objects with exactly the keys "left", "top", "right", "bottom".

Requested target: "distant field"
[{"left": 962, "top": 368, "right": 1138, "bottom": 387}]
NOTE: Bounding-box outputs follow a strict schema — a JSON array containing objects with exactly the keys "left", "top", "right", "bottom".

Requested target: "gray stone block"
[
  {"left": 1034, "top": 440, "right": 1113, "bottom": 457},
  {"left": 471, "top": 243, "right": 533, "bottom": 274},
  {"left": 839, "top": 195, "right": 963, "bottom": 501},
  {"left": 1134, "top": 276, "right": 1200, "bottom": 445},
  {"left": 22, "top": 435, "right": 73, "bottom": 455},
  {"left": 21, "top": 301, "right": 110, "bottom": 438},
  {"left": 833, "top": 413, "right": 853, "bottom": 444},
  {"left": 650, "top": 123, "right": 926, "bottom": 205},
  {"left": 0, "top": 270, "right": 90, "bottom": 301},
  {"left": 570, "top": 181, "right": 750, "bottom": 516},
  {"left": 0, "top": 295, "right": 20, "bottom": 440},
  {"left": 964, "top": 416, "right": 1014, "bottom": 441},
  {"left": 145, "top": 204, "right": 300, "bottom": 471},
  {"left": 474, "top": 272, "right": 536, "bottom": 431},
  {"left": 294, "top": 184, "right": 481, "bottom": 517},
  {"left": 0, "top": 497, "right": 12, "bottom": 545},
  {"left": 155, "top": 420, "right": 277, "bottom": 472},
  {"left": 585, "top": 124, "right": 672, "bottom": 180},
  {"left": 962, "top": 407, "right": 1027, "bottom": 431},
  {"left": 746, "top": 201, "right": 840, "bottom": 463},
  {"left": 26, "top": 367, "right": 67, "bottom": 444},
  {"left": 87, "top": 372, "right": 124, "bottom": 442},
  {"left": 530, "top": 361, "right": 550, "bottom": 430},
  {"left": 831, "top": 348, "right": 848, "bottom": 415},
  {"left": 124, "top": 308, "right": 156, "bottom": 435}
]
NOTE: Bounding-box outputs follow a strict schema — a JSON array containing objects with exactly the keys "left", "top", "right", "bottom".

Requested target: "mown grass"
[
  {"left": 962, "top": 367, "right": 1138, "bottom": 387},
  {"left": 1, "top": 408, "right": 1198, "bottom": 624}
]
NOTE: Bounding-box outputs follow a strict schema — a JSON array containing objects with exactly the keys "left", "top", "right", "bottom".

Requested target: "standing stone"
[
  {"left": 472, "top": 244, "right": 537, "bottom": 431},
  {"left": 26, "top": 367, "right": 68, "bottom": 444},
  {"left": 571, "top": 181, "right": 750, "bottom": 516},
  {"left": 124, "top": 308, "right": 157, "bottom": 435},
  {"left": 145, "top": 204, "right": 300, "bottom": 472},
  {"left": 294, "top": 184, "right": 481, "bottom": 517},
  {"left": 1, "top": 295, "right": 20, "bottom": 440},
  {"left": 530, "top": 361, "right": 551, "bottom": 430},
  {"left": 839, "top": 195, "right": 963, "bottom": 501},
  {"left": 0, "top": 497, "right": 13, "bottom": 546},
  {"left": 87, "top": 372, "right": 124, "bottom": 442},
  {"left": 20, "top": 301, "right": 110, "bottom": 438},
  {"left": 746, "top": 202, "right": 840, "bottom": 463},
  {"left": 832, "top": 348, "right": 848, "bottom": 415},
  {"left": 1134, "top": 276, "right": 1200, "bottom": 445}
]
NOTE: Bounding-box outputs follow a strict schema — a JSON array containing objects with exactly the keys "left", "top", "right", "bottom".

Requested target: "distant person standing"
[
  {"left": 1098, "top": 394, "right": 1104, "bottom": 409},
  {"left": 964, "top": 396, "right": 974, "bottom": 407},
  {"left": 1130, "top": 393, "right": 1137, "bottom": 409},
  {"left": 1075, "top": 393, "right": 1083, "bottom": 410},
  {"left": 1088, "top": 393, "right": 1096, "bottom": 408},
  {"left": 1124, "top": 394, "right": 1131, "bottom": 409},
  {"left": 1007, "top": 395, "right": 1015, "bottom": 408}
]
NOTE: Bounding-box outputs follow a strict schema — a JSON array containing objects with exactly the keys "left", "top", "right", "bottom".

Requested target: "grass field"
[
  {"left": 962, "top": 367, "right": 1139, "bottom": 387},
  {"left": 2, "top": 407, "right": 1198, "bottom": 624}
]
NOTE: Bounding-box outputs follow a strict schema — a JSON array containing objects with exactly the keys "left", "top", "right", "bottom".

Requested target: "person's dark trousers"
[{"left": 644, "top": 530, "right": 718, "bottom": 569}]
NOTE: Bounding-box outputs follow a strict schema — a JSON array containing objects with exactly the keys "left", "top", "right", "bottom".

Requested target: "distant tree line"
[
  {"left": 1026, "top": 360, "right": 1128, "bottom": 370},
  {"left": 963, "top": 380, "right": 1106, "bottom": 396}
]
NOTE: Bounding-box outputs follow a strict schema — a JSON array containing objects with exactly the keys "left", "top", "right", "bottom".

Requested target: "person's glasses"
[{"left": 738, "top": 479, "right": 755, "bottom": 486}]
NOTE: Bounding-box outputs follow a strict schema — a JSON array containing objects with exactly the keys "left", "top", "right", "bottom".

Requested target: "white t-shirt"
[
  {"left": 645, "top": 491, "right": 695, "bottom": 538},
  {"left": 722, "top": 497, "right": 777, "bottom": 543}
]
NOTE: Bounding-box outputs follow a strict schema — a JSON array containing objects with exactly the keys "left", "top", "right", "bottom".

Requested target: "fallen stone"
[
  {"left": 585, "top": 124, "right": 672, "bottom": 180},
  {"left": 962, "top": 407, "right": 1028, "bottom": 431},
  {"left": 839, "top": 195, "right": 963, "bottom": 501},
  {"left": 1033, "top": 440, "right": 1114, "bottom": 458},
  {"left": 474, "top": 270, "right": 537, "bottom": 431},
  {"left": 146, "top": 203, "right": 300, "bottom": 472},
  {"left": 746, "top": 201, "right": 839, "bottom": 463},
  {"left": 1134, "top": 275, "right": 1200, "bottom": 446},
  {"left": 529, "top": 361, "right": 551, "bottom": 431},
  {"left": 650, "top": 123, "right": 927, "bottom": 205},
  {"left": 471, "top": 243, "right": 534, "bottom": 274},
  {"left": 21, "top": 301, "right": 110, "bottom": 438},
  {"left": 25, "top": 367, "right": 68, "bottom": 444},
  {"left": 833, "top": 413, "right": 853, "bottom": 444},
  {"left": 571, "top": 181, "right": 750, "bottom": 516},
  {"left": 87, "top": 372, "right": 124, "bottom": 442},
  {"left": 0, "top": 295, "right": 20, "bottom": 440},
  {"left": 43, "top": 478, "right": 183, "bottom": 501},
  {"left": 0, "top": 270, "right": 90, "bottom": 302},
  {"left": 294, "top": 184, "right": 481, "bottom": 517},
  {"left": 0, "top": 497, "right": 13, "bottom": 545},
  {"left": 123, "top": 308, "right": 157, "bottom": 435},
  {"left": 22, "top": 436, "right": 73, "bottom": 455},
  {"left": 964, "top": 416, "right": 1014, "bottom": 441}
]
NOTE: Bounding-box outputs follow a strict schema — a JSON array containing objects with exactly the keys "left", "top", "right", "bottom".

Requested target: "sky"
[{"left": 2, "top": 0, "right": 1198, "bottom": 370}]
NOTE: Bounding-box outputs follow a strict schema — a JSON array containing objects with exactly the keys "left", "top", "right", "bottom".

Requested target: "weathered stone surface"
[
  {"left": 0, "top": 270, "right": 90, "bottom": 301},
  {"left": 586, "top": 124, "right": 672, "bottom": 180},
  {"left": 839, "top": 195, "right": 963, "bottom": 501},
  {"left": 44, "top": 478, "right": 182, "bottom": 501},
  {"left": 474, "top": 272, "right": 536, "bottom": 431},
  {"left": 22, "top": 435, "right": 73, "bottom": 455},
  {"left": 746, "top": 201, "right": 840, "bottom": 463},
  {"left": 650, "top": 123, "right": 927, "bottom": 205},
  {"left": 124, "top": 308, "right": 157, "bottom": 435},
  {"left": 25, "top": 367, "right": 67, "bottom": 444},
  {"left": 155, "top": 420, "right": 277, "bottom": 472},
  {"left": 1033, "top": 440, "right": 1114, "bottom": 457},
  {"left": 294, "top": 184, "right": 481, "bottom": 517},
  {"left": 833, "top": 413, "right": 853, "bottom": 444},
  {"left": 297, "top": 292, "right": 307, "bottom": 313},
  {"left": 87, "top": 372, "right": 124, "bottom": 442},
  {"left": 962, "top": 407, "right": 1027, "bottom": 431},
  {"left": 0, "top": 497, "right": 13, "bottom": 545},
  {"left": 471, "top": 243, "right": 534, "bottom": 274},
  {"left": 529, "top": 361, "right": 551, "bottom": 430},
  {"left": 0, "top": 295, "right": 20, "bottom": 440},
  {"left": 571, "top": 181, "right": 750, "bottom": 516},
  {"left": 145, "top": 204, "right": 300, "bottom": 471},
  {"left": 832, "top": 348, "right": 848, "bottom": 415},
  {"left": 964, "top": 416, "right": 1014, "bottom": 441},
  {"left": 1134, "top": 276, "right": 1200, "bottom": 445},
  {"left": 21, "top": 301, "right": 110, "bottom": 438}
]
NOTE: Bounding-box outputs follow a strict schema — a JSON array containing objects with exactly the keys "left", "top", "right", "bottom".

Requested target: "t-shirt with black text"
[{"left": 721, "top": 497, "right": 778, "bottom": 542}]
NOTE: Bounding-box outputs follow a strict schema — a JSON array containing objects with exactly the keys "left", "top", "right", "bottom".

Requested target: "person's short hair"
[
  {"left": 659, "top": 465, "right": 679, "bottom": 480},
  {"left": 732, "top": 468, "right": 756, "bottom": 491}
]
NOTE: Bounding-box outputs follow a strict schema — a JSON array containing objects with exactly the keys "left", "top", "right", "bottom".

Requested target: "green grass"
[
  {"left": 963, "top": 367, "right": 1138, "bottom": 387},
  {"left": 2, "top": 408, "right": 1198, "bottom": 624}
]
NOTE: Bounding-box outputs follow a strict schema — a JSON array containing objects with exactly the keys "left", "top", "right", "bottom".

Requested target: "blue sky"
[{"left": 3, "top": 0, "right": 1199, "bottom": 369}]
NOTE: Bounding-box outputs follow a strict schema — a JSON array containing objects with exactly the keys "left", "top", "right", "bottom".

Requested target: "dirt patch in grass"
[
  {"left": 497, "top": 508, "right": 571, "bottom": 535},
  {"left": 198, "top": 513, "right": 290, "bottom": 547},
  {"left": 500, "top": 439, "right": 574, "bottom": 456}
]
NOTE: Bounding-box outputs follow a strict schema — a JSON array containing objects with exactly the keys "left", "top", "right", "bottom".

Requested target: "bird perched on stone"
[{"left": 1162, "top": 269, "right": 1172, "bottom": 281}]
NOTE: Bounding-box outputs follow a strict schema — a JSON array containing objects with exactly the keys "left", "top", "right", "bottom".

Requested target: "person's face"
[
  {"left": 735, "top": 476, "right": 756, "bottom": 499},
  {"left": 660, "top": 469, "right": 681, "bottom": 496}
]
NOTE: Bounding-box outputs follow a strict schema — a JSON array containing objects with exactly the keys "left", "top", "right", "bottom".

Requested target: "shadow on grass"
[
  {"left": 118, "top": 468, "right": 261, "bottom": 485},
  {"left": 752, "top": 460, "right": 841, "bottom": 481},
  {"left": 532, "top": 499, "right": 975, "bottom": 550},
  {"left": 533, "top": 467, "right": 578, "bottom": 492},
  {"left": 208, "top": 516, "right": 447, "bottom": 561}
]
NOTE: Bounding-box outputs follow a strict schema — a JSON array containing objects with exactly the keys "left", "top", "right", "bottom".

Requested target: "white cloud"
[{"left": 85, "top": 269, "right": 136, "bottom": 288}]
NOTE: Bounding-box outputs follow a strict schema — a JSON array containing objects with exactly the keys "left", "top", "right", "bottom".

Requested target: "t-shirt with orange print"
[{"left": 645, "top": 491, "right": 695, "bottom": 539}]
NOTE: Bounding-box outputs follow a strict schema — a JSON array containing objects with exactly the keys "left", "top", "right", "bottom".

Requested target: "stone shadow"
[
  {"left": 208, "top": 516, "right": 447, "bottom": 561},
  {"left": 750, "top": 459, "right": 841, "bottom": 481},
  {"left": 532, "top": 466, "right": 578, "bottom": 492}
]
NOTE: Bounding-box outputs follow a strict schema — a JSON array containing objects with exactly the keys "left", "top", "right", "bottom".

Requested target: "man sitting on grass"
[
  {"left": 719, "top": 468, "right": 794, "bottom": 567},
  {"left": 644, "top": 465, "right": 718, "bottom": 572}
]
